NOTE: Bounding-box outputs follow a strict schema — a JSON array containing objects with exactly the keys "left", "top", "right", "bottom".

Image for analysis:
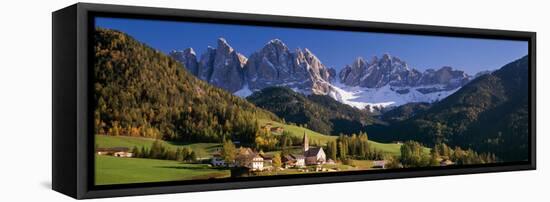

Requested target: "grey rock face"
[
  {"left": 293, "top": 48, "right": 331, "bottom": 94},
  {"left": 169, "top": 48, "right": 199, "bottom": 75},
  {"left": 338, "top": 54, "right": 471, "bottom": 93},
  {"left": 339, "top": 57, "right": 368, "bottom": 86},
  {"left": 245, "top": 39, "right": 292, "bottom": 90},
  {"left": 327, "top": 67, "right": 337, "bottom": 82},
  {"left": 208, "top": 38, "right": 247, "bottom": 92},
  {"left": 170, "top": 38, "right": 247, "bottom": 92},
  {"left": 340, "top": 54, "right": 422, "bottom": 88},
  {"left": 198, "top": 47, "right": 216, "bottom": 81},
  {"left": 418, "top": 66, "right": 471, "bottom": 90},
  {"left": 244, "top": 39, "right": 332, "bottom": 94},
  {"left": 169, "top": 38, "right": 472, "bottom": 99}
]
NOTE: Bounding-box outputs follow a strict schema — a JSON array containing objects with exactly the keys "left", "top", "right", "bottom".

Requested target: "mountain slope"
[
  {"left": 368, "top": 56, "right": 529, "bottom": 161},
  {"left": 93, "top": 28, "right": 278, "bottom": 144},
  {"left": 330, "top": 54, "right": 472, "bottom": 110},
  {"left": 381, "top": 102, "right": 432, "bottom": 123},
  {"left": 247, "top": 86, "right": 377, "bottom": 135}
]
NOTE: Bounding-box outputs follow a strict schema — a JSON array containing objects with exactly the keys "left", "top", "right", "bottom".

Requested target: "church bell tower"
[{"left": 303, "top": 131, "right": 309, "bottom": 153}]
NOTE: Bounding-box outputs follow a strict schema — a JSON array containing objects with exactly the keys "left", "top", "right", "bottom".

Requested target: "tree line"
[
  {"left": 322, "top": 132, "right": 386, "bottom": 162},
  {"left": 130, "top": 140, "right": 206, "bottom": 162},
  {"left": 93, "top": 28, "right": 278, "bottom": 145},
  {"left": 396, "top": 141, "right": 497, "bottom": 168}
]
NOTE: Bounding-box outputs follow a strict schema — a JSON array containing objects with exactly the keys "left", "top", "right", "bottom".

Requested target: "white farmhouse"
[
  {"left": 251, "top": 154, "right": 264, "bottom": 171},
  {"left": 292, "top": 154, "right": 306, "bottom": 167}
]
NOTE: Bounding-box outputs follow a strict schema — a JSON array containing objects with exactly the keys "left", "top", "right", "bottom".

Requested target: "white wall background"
[{"left": 0, "top": 0, "right": 547, "bottom": 201}]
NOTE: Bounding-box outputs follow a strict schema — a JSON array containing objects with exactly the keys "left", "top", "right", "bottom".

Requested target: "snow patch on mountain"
[
  {"left": 170, "top": 38, "right": 472, "bottom": 111},
  {"left": 234, "top": 83, "right": 254, "bottom": 97},
  {"left": 328, "top": 81, "right": 460, "bottom": 111}
]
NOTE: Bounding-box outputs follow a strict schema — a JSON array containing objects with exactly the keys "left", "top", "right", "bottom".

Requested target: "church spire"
[{"left": 303, "top": 131, "right": 309, "bottom": 152}]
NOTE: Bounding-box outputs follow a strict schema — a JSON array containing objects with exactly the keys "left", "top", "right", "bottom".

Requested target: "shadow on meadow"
[{"left": 155, "top": 164, "right": 228, "bottom": 171}]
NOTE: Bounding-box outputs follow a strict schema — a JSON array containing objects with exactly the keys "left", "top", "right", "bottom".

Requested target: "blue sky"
[{"left": 96, "top": 17, "right": 528, "bottom": 75}]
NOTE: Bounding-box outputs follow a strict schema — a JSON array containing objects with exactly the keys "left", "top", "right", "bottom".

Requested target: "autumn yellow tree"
[{"left": 272, "top": 153, "right": 282, "bottom": 169}]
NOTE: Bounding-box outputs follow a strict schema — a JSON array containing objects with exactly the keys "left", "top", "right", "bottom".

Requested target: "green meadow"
[
  {"left": 257, "top": 119, "right": 425, "bottom": 157},
  {"left": 95, "top": 155, "right": 229, "bottom": 185},
  {"left": 95, "top": 135, "right": 221, "bottom": 158},
  {"left": 94, "top": 119, "right": 429, "bottom": 185}
]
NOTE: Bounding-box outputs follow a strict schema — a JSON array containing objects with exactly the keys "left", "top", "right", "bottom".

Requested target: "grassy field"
[
  {"left": 95, "top": 120, "right": 430, "bottom": 185},
  {"left": 349, "top": 159, "right": 374, "bottom": 169},
  {"left": 95, "top": 155, "right": 229, "bottom": 185},
  {"left": 257, "top": 119, "right": 428, "bottom": 157},
  {"left": 95, "top": 117, "right": 430, "bottom": 158},
  {"left": 95, "top": 135, "right": 221, "bottom": 158},
  {"left": 258, "top": 119, "right": 336, "bottom": 145},
  {"left": 368, "top": 141, "right": 402, "bottom": 156},
  {"left": 96, "top": 121, "right": 429, "bottom": 159},
  {"left": 319, "top": 163, "right": 355, "bottom": 170}
]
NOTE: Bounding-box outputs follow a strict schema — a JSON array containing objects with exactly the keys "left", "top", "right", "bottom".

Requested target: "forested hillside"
[
  {"left": 247, "top": 86, "right": 377, "bottom": 135},
  {"left": 368, "top": 56, "right": 529, "bottom": 161},
  {"left": 381, "top": 102, "right": 431, "bottom": 123},
  {"left": 93, "top": 28, "right": 279, "bottom": 144}
]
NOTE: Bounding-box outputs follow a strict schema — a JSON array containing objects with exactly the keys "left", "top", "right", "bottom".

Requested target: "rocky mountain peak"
[
  {"left": 339, "top": 57, "right": 368, "bottom": 86},
  {"left": 440, "top": 66, "right": 453, "bottom": 71},
  {"left": 169, "top": 39, "right": 246, "bottom": 93},
  {"left": 354, "top": 57, "right": 368, "bottom": 67},
  {"left": 208, "top": 38, "right": 246, "bottom": 92},
  {"left": 379, "top": 54, "right": 408, "bottom": 71},
  {"left": 267, "top": 38, "right": 286, "bottom": 46},
  {"left": 216, "top": 38, "right": 235, "bottom": 53},
  {"left": 169, "top": 48, "right": 199, "bottom": 75},
  {"left": 237, "top": 53, "right": 248, "bottom": 66},
  {"left": 416, "top": 66, "right": 470, "bottom": 91},
  {"left": 382, "top": 53, "right": 392, "bottom": 60},
  {"left": 184, "top": 47, "right": 196, "bottom": 55},
  {"left": 370, "top": 55, "right": 379, "bottom": 63},
  {"left": 339, "top": 54, "right": 469, "bottom": 90},
  {"left": 243, "top": 39, "right": 332, "bottom": 95},
  {"left": 169, "top": 38, "right": 474, "bottom": 109},
  {"left": 303, "top": 48, "right": 314, "bottom": 56},
  {"left": 263, "top": 38, "right": 289, "bottom": 53}
]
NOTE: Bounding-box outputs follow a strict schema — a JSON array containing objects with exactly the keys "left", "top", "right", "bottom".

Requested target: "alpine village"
[{"left": 93, "top": 28, "right": 528, "bottom": 185}]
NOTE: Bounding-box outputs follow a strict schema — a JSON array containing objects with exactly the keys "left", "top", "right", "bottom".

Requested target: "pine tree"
[
  {"left": 338, "top": 141, "right": 347, "bottom": 159},
  {"left": 328, "top": 141, "right": 337, "bottom": 161}
]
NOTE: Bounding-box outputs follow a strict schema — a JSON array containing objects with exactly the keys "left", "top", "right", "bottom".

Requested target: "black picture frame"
[{"left": 52, "top": 3, "right": 536, "bottom": 199}]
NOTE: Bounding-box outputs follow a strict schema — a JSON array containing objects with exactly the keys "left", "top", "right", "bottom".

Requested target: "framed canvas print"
[{"left": 52, "top": 3, "right": 536, "bottom": 199}]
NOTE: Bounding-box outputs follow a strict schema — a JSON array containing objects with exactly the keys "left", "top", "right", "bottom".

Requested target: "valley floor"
[
  {"left": 95, "top": 155, "right": 230, "bottom": 185},
  {"left": 94, "top": 133, "right": 411, "bottom": 185}
]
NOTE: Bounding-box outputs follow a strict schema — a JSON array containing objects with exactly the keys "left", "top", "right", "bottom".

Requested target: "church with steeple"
[{"left": 302, "top": 132, "right": 326, "bottom": 165}]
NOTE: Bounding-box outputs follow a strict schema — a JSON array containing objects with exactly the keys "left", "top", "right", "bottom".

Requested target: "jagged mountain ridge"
[
  {"left": 170, "top": 38, "right": 332, "bottom": 95},
  {"left": 329, "top": 54, "right": 472, "bottom": 111},
  {"left": 170, "top": 39, "right": 247, "bottom": 92},
  {"left": 339, "top": 55, "right": 470, "bottom": 90},
  {"left": 170, "top": 38, "right": 475, "bottom": 110}
]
